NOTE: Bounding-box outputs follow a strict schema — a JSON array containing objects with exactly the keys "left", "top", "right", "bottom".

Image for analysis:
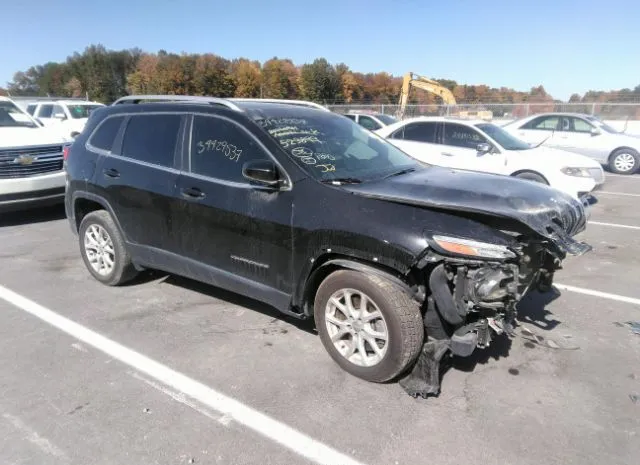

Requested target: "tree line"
[{"left": 1, "top": 44, "right": 639, "bottom": 105}]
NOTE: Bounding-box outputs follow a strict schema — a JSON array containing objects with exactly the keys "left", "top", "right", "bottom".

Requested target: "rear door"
[
  {"left": 94, "top": 112, "right": 184, "bottom": 254},
  {"left": 35, "top": 104, "right": 55, "bottom": 126},
  {"left": 174, "top": 113, "right": 295, "bottom": 293},
  {"left": 387, "top": 121, "right": 442, "bottom": 164},
  {"left": 511, "top": 115, "right": 560, "bottom": 145}
]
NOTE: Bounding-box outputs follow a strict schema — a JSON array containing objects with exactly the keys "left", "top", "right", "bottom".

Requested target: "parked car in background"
[
  {"left": 64, "top": 95, "right": 592, "bottom": 397},
  {"left": 501, "top": 112, "right": 640, "bottom": 175},
  {"left": 26, "top": 99, "right": 105, "bottom": 139},
  {"left": 0, "top": 96, "right": 72, "bottom": 213},
  {"left": 342, "top": 112, "right": 398, "bottom": 131},
  {"left": 375, "top": 116, "right": 605, "bottom": 201}
]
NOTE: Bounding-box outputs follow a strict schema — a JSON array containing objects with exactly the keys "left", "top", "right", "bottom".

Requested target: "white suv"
[
  {"left": 0, "top": 97, "right": 72, "bottom": 213},
  {"left": 502, "top": 112, "right": 640, "bottom": 175},
  {"left": 26, "top": 99, "right": 104, "bottom": 139},
  {"left": 375, "top": 116, "right": 605, "bottom": 200}
]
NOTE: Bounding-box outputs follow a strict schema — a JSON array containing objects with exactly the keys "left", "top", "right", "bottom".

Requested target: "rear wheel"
[
  {"left": 314, "top": 270, "right": 424, "bottom": 383},
  {"left": 609, "top": 148, "right": 639, "bottom": 174},
  {"left": 513, "top": 171, "right": 548, "bottom": 184},
  {"left": 78, "top": 210, "right": 138, "bottom": 286}
]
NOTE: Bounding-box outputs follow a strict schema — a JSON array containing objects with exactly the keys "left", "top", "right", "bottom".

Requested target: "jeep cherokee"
[{"left": 64, "top": 95, "right": 592, "bottom": 397}]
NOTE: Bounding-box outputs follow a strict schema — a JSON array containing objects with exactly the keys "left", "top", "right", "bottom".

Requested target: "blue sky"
[{"left": 2, "top": 0, "right": 639, "bottom": 100}]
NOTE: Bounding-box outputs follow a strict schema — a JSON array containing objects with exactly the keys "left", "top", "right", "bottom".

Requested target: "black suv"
[{"left": 64, "top": 95, "right": 591, "bottom": 397}]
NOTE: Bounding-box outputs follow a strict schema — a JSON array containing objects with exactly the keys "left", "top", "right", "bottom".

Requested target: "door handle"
[
  {"left": 180, "top": 187, "right": 206, "bottom": 200},
  {"left": 103, "top": 168, "right": 120, "bottom": 178},
  {"left": 441, "top": 152, "right": 454, "bottom": 157}
]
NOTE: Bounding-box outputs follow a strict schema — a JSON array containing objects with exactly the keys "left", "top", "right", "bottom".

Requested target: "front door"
[
  {"left": 174, "top": 113, "right": 295, "bottom": 294},
  {"left": 439, "top": 122, "right": 507, "bottom": 174},
  {"left": 552, "top": 116, "right": 611, "bottom": 162}
]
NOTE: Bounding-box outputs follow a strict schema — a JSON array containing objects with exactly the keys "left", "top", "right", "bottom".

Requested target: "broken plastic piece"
[
  {"left": 399, "top": 339, "right": 450, "bottom": 398},
  {"left": 519, "top": 326, "right": 579, "bottom": 350}
]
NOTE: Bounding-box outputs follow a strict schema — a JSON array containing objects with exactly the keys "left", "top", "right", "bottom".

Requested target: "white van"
[{"left": 0, "top": 96, "right": 72, "bottom": 213}]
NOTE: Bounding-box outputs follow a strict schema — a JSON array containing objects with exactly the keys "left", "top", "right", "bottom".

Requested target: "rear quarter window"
[
  {"left": 88, "top": 116, "right": 126, "bottom": 152},
  {"left": 121, "top": 114, "right": 182, "bottom": 168}
]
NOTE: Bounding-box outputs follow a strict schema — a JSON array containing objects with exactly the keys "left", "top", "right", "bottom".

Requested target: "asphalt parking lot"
[{"left": 1, "top": 174, "right": 639, "bottom": 465}]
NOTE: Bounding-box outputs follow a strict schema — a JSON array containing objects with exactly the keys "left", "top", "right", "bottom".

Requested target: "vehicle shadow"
[
  {"left": 159, "top": 273, "right": 317, "bottom": 335},
  {"left": 0, "top": 204, "right": 66, "bottom": 227},
  {"left": 516, "top": 288, "right": 563, "bottom": 332},
  {"left": 445, "top": 288, "right": 562, "bottom": 374}
]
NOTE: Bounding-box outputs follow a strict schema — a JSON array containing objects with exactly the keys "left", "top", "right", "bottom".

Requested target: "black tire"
[
  {"left": 608, "top": 148, "right": 639, "bottom": 175},
  {"left": 78, "top": 210, "right": 138, "bottom": 286},
  {"left": 514, "top": 171, "right": 548, "bottom": 184},
  {"left": 314, "top": 270, "right": 424, "bottom": 383}
]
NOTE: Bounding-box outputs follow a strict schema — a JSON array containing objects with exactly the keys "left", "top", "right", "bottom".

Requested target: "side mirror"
[
  {"left": 53, "top": 113, "right": 67, "bottom": 120},
  {"left": 590, "top": 127, "right": 601, "bottom": 136},
  {"left": 476, "top": 142, "right": 492, "bottom": 155},
  {"left": 242, "top": 160, "right": 281, "bottom": 187}
]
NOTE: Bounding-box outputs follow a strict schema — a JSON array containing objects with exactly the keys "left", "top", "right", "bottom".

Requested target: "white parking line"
[
  {"left": 606, "top": 174, "right": 640, "bottom": 179},
  {"left": 597, "top": 191, "right": 640, "bottom": 197},
  {"left": 555, "top": 283, "right": 640, "bottom": 306},
  {"left": 588, "top": 221, "right": 640, "bottom": 230},
  {"left": 0, "top": 285, "right": 367, "bottom": 465}
]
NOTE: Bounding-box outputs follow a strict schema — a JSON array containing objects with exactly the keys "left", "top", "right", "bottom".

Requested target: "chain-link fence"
[{"left": 327, "top": 103, "right": 640, "bottom": 121}]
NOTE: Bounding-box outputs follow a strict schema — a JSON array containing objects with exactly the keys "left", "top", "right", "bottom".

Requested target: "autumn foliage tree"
[{"left": 4, "top": 43, "right": 639, "bottom": 105}]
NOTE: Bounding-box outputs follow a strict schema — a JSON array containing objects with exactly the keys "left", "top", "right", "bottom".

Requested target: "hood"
[
  {"left": 524, "top": 146, "right": 602, "bottom": 168},
  {"left": 0, "top": 126, "right": 71, "bottom": 148},
  {"left": 345, "top": 166, "right": 592, "bottom": 256}
]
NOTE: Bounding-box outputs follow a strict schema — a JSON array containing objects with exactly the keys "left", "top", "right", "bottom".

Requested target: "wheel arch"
[
  {"left": 509, "top": 169, "right": 550, "bottom": 184},
  {"left": 298, "top": 254, "right": 422, "bottom": 318},
  {"left": 72, "top": 192, "right": 126, "bottom": 240}
]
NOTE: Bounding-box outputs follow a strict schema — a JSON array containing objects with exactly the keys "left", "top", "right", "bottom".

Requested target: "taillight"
[{"left": 63, "top": 145, "right": 70, "bottom": 161}]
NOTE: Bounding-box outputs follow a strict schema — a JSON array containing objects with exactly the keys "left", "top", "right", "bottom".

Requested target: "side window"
[
  {"left": 190, "top": 115, "right": 268, "bottom": 182},
  {"left": 38, "top": 104, "right": 53, "bottom": 118},
  {"left": 565, "top": 117, "right": 593, "bottom": 133},
  {"left": 121, "top": 114, "right": 182, "bottom": 168},
  {"left": 89, "top": 116, "right": 125, "bottom": 152},
  {"left": 358, "top": 116, "right": 381, "bottom": 131},
  {"left": 343, "top": 114, "right": 356, "bottom": 121},
  {"left": 442, "top": 123, "right": 487, "bottom": 149},
  {"left": 26, "top": 104, "right": 36, "bottom": 115},
  {"left": 403, "top": 122, "right": 439, "bottom": 143},
  {"left": 522, "top": 116, "right": 559, "bottom": 130},
  {"left": 52, "top": 105, "right": 66, "bottom": 118}
]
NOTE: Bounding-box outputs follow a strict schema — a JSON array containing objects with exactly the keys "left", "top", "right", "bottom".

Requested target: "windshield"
[
  {"left": 586, "top": 116, "right": 619, "bottom": 134},
  {"left": 475, "top": 123, "right": 532, "bottom": 150},
  {"left": 376, "top": 114, "right": 398, "bottom": 125},
  {"left": 256, "top": 110, "right": 423, "bottom": 182},
  {"left": 0, "top": 101, "right": 38, "bottom": 128},
  {"left": 67, "top": 104, "right": 103, "bottom": 119}
]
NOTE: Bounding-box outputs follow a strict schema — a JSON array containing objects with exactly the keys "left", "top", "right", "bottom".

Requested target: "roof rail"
[
  {"left": 111, "top": 95, "right": 243, "bottom": 112},
  {"left": 227, "top": 98, "right": 330, "bottom": 112}
]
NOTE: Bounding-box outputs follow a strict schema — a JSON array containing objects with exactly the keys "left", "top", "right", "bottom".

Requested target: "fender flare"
[
  {"left": 71, "top": 192, "right": 128, "bottom": 241},
  {"left": 510, "top": 169, "right": 550, "bottom": 185},
  {"left": 301, "top": 257, "right": 422, "bottom": 316}
]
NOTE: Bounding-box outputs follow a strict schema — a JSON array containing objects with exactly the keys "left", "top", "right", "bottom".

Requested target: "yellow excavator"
[{"left": 396, "top": 72, "right": 492, "bottom": 120}]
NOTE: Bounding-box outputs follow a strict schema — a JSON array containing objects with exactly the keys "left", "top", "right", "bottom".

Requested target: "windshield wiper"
[
  {"left": 382, "top": 168, "right": 416, "bottom": 179},
  {"left": 321, "top": 177, "right": 362, "bottom": 185}
]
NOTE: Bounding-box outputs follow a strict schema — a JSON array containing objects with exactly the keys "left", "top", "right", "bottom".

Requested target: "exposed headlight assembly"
[
  {"left": 432, "top": 235, "right": 516, "bottom": 259},
  {"left": 561, "top": 167, "right": 592, "bottom": 177}
]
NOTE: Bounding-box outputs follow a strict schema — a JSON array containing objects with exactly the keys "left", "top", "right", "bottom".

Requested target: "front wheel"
[
  {"left": 609, "top": 149, "right": 639, "bottom": 174},
  {"left": 314, "top": 270, "right": 424, "bottom": 383}
]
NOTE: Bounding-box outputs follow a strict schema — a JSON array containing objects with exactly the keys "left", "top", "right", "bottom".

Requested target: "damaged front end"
[{"left": 400, "top": 237, "right": 567, "bottom": 398}]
